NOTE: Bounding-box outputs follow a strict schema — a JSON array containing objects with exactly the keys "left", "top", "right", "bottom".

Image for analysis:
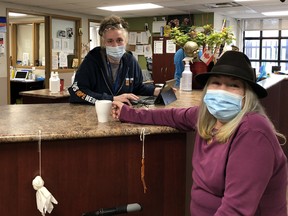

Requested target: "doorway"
[
  {"left": 89, "top": 19, "right": 101, "bottom": 51},
  {"left": 8, "top": 11, "right": 46, "bottom": 104}
]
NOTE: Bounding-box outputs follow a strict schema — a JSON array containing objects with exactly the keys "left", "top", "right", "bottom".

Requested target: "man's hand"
[
  {"left": 153, "top": 87, "right": 162, "bottom": 96},
  {"left": 113, "top": 93, "right": 139, "bottom": 106}
]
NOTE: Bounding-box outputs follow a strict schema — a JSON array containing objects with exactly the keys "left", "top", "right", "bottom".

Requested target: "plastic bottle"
[
  {"left": 49, "top": 71, "right": 60, "bottom": 93},
  {"left": 180, "top": 57, "right": 193, "bottom": 91},
  {"left": 31, "top": 67, "right": 36, "bottom": 80},
  {"left": 55, "top": 72, "right": 61, "bottom": 92},
  {"left": 10, "top": 66, "right": 15, "bottom": 79},
  {"left": 49, "top": 71, "right": 53, "bottom": 92},
  {"left": 71, "top": 71, "right": 76, "bottom": 85}
]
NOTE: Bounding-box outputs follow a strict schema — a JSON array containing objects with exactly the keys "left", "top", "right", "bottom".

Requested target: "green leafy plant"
[
  {"left": 169, "top": 27, "right": 192, "bottom": 47},
  {"left": 170, "top": 24, "right": 235, "bottom": 53}
]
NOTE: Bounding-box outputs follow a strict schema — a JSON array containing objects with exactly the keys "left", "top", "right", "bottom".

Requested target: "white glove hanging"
[{"left": 32, "top": 175, "right": 58, "bottom": 215}]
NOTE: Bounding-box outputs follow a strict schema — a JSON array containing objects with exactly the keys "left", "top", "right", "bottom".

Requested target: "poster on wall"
[
  {"left": 0, "top": 17, "right": 7, "bottom": 33},
  {"left": 128, "top": 32, "right": 137, "bottom": 45},
  {"left": 52, "top": 53, "right": 59, "bottom": 70},
  {"left": 0, "top": 32, "right": 6, "bottom": 78},
  {"left": 153, "top": 40, "right": 163, "bottom": 54},
  {"left": 135, "top": 45, "right": 144, "bottom": 55},
  {"left": 57, "top": 30, "right": 66, "bottom": 38},
  {"left": 140, "top": 32, "right": 149, "bottom": 44},
  {"left": 66, "top": 27, "right": 73, "bottom": 38},
  {"left": 0, "top": 33, "right": 4, "bottom": 54},
  {"left": 53, "top": 38, "right": 61, "bottom": 51},
  {"left": 59, "top": 52, "right": 68, "bottom": 67},
  {"left": 62, "top": 39, "right": 70, "bottom": 51},
  {"left": 166, "top": 40, "right": 176, "bottom": 54},
  {"left": 144, "top": 44, "right": 152, "bottom": 58}
]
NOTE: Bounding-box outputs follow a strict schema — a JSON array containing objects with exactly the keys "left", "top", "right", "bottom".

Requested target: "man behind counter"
[{"left": 68, "top": 15, "right": 161, "bottom": 105}]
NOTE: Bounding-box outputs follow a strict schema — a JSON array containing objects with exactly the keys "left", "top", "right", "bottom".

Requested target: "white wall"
[
  {"left": 0, "top": 2, "right": 102, "bottom": 105},
  {"left": 213, "top": 13, "right": 240, "bottom": 48}
]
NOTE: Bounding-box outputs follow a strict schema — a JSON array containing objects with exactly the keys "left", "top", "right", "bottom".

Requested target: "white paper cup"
[{"left": 95, "top": 100, "right": 112, "bottom": 123}]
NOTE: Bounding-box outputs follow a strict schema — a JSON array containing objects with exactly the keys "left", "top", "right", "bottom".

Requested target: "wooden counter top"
[
  {"left": 0, "top": 90, "right": 203, "bottom": 143},
  {"left": 19, "top": 88, "right": 70, "bottom": 99}
]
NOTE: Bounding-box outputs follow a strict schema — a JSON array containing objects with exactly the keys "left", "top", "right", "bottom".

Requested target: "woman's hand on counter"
[{"left": 112, "top": 101, "right": 125, "bottom": 119}]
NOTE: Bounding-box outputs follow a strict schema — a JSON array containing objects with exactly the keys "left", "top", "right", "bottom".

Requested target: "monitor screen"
[
  {"left": 272, "top": 66, "right": 281, "bottom": 73},
  {"left": 15, "top": 71, "right": 28, "bottom": 79}
]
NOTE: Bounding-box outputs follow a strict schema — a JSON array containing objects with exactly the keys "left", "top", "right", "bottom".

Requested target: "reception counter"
[
  {"left": 0, "top": 90, "right": 202, "bottom": 216},
  {"left": 0, "top": 75, "right": 287, "bottom": 216}
]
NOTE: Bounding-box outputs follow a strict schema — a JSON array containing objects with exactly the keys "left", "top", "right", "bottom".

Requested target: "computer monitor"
[{"left": 272, "top": 66, "right": 281, "bottom": 73}]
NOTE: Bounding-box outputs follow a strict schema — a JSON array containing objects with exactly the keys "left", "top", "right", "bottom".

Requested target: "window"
[
  {"left": 243, "top": 19, "right": 288, "bottom": 73},
  {"left": 9, "top": 14, "right": 45, "bottom": 68}
]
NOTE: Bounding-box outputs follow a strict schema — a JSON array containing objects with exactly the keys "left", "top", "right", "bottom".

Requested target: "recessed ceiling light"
[
  {"left": 262, "top": 11, "right": 288, "bottom": 16},
  {"left": 8, "top": 12, "right": 27, "bottom": 17},
  {"left": 97, "top": 3, "right": 163, "bottom": 11}
]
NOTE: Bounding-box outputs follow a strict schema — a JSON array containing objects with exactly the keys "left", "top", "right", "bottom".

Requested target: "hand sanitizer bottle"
[
  {"left": 49, "top": 71, "right": 60, "bottom": 93},
  {"left": 180, "top": 57, "right": 193, "bottom": 91}
]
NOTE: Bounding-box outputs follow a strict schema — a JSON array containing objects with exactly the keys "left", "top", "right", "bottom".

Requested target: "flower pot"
[{"left": 190, "top": 61, "right": 214, "bottom": 89}]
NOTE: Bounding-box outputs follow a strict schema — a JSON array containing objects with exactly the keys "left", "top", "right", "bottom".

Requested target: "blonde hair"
[{"left": 197, "top": 82, "right": 286, "bottom": 144}]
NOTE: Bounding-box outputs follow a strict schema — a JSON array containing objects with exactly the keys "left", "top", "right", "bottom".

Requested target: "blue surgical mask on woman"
[
  {"left": 203, "top": 89, "right": 243, "bottom": 122},
  {"left": 106, "top": 45, "right": 126, "bottom": 61}
]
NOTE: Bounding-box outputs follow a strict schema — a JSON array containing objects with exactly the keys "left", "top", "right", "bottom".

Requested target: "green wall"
[
  {"left": 125, "top": 17, "right": 158, "bottom": 69},
  {"left": 193, "top": 13, "right": 214, "bottom": 26}
]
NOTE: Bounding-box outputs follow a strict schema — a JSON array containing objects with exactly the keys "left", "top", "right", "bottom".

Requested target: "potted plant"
[
  {"left": 169, "top": 24, "right": 235, "bottom": 89},
  {"left": 170, "top": 24, "right": 235, "bottom": 60}
]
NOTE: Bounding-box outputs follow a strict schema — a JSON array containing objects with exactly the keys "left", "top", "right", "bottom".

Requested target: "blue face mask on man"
[
  {"left": 106, "top": 45, "right": 126, "bottom": 62},
  {"left": 203, "top": 89, "right": 244, "bottom": 122}
]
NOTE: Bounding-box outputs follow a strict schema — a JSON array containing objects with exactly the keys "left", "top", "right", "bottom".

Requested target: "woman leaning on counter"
[{"left": 112, "top": 51, "right": 288, "bottom": 216}]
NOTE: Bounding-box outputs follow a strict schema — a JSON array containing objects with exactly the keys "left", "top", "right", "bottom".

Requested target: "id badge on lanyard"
[{"left": 125, "top": 78, "right": 134, "bottom": 86}]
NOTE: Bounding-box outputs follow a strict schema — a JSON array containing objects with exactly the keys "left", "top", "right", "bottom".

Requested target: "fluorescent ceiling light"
[
  {"left": 262, "top": 11, "right": 288, "bottom": 16},
  {"left": 9, "top": 12, "right": 27, "bottom": 17},
  {"left": 98, "top": 3, "right": 163, "bottom": 11},
  {"left": 234, "top": 0, "right": 261, "bottom": 1}
]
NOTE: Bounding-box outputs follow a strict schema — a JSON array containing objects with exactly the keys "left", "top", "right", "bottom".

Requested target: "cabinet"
[
  {"left": 10, "top": 80, "right": 44, "bottom": 104},
  {"left": 152, "top": 37, "right": 176, "bottom": 83}
]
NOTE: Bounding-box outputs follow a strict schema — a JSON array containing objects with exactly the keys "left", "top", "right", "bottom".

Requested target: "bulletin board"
[
  {"left": 127, "top": 30, "right": 152, "bottom": 58},
  {"left": 51, "top": 18, "right": 75, "bottom": 69}
]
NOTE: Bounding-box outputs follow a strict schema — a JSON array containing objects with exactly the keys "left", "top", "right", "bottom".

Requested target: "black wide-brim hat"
[{"left": 195, "top": 51, "right": 267, "bottom": 98}]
